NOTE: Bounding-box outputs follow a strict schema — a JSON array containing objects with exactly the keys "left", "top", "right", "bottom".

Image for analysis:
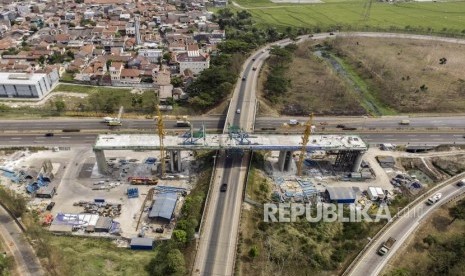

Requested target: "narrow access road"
[{"left": 0, "top": 205, "right": 44, "bottom": 275}]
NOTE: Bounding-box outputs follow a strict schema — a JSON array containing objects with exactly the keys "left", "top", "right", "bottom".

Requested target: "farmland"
[{"left": 233, "top": 0, "right": 465, "bottom": 36}]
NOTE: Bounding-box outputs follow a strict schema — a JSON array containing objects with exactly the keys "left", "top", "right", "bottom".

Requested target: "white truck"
[
  {"left": 289, "top": 119, "right": 299, "bottom": 126},
  {"left": 103, "top": 117, "right": 115, "bottom": 123},
  {"left": 427, "top": 192, "right": 442, "bottom": 205},
  {"left": 378, "top": 237, "right": 396, "bottom": 256}
]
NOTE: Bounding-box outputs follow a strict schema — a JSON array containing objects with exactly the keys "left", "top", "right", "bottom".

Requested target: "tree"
[
  {"left": 163, "top": 52, "right": 172, "bottom": 63},
  {"left": 249, "top": 245, "right": 259, "bottom": 259},
  {"left": 55, "top": 99, "right": 66, "bottom": 113},
  {"left": 172, "top": 230, "right": 187, "bottom": 246},
  {"left": 170, "top": 76, "right": 183, "bottom": 88},
  {"left": 449, "top": 200, "right": 465, "bottom": 224},
  {"left": 164, "top": 249, "right": 186, "bottom": 275}
]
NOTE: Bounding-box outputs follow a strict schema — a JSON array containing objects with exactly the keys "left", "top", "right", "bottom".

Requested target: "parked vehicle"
[
  {"left": 427, "top": 192, "right": 442, "bottom": 205},
  {"left": 46, "top": 202, "right": 55, "bottom": 211},
  {"left": 378, "top": 237, "right": 396, "bottom": 255}
]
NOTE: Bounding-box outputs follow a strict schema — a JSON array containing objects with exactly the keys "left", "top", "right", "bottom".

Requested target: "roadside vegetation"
[
  {"left": 234, "top": 0, "right": 465, "bottom": 37},
  {"left": 237, "top": 152, "right": 384, "bottom": 275},
  {"left": 52, "top": 84, "right": 132, "bottom": 94},
  {"left": 0, "top": 241, "right": 13, "bottom": 276},
  {"left": 386, "top": 198, "right": 465, "bottom": 276}
]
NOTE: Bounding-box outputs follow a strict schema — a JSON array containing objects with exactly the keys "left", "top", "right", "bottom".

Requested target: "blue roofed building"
[{"left": 148, "top": 192, "right": 178, "bottom": 223}]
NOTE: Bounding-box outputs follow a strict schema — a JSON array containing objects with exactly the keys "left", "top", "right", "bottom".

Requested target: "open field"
[
  {"left": 52, "top": 84, "right": 133, "bottom": 94},
  {"left": 384, "top": 198, "right": 465, "bottom": 276},
  {"left": 46, "top": 236, "right": 153, "bottom": 276},
  {"left": 259, "top": 41, "right": 365, "bottom": 115},
  {"left": 234, "top": 0, "right": 465, "bottom": 36},
  {"left": 332, "top": 37, "right": 465, "bottom": 113}
]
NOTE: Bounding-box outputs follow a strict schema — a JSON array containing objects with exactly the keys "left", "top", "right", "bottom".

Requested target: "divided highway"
[{"left": 347, "top": 173, "right": 465, "bottom": 276}]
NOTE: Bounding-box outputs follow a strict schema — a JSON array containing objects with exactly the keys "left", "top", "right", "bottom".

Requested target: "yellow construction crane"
[
  {"left": 297, "top": 113, "right": 314, "bottom": 177},
  {"left": 155, "top": 103, "right": 166, "bottom": 179}
]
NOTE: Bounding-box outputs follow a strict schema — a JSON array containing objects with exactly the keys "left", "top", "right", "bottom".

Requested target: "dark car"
[
  {"left": 45, "top": 132, "right": 54, "bottom": 137},
  {"left": 342, "top": 127, "right": 357, "bottom": 131},
  {"left": 457, "top": 180, "right": 465, "bottom": 187},
  {"left": 220, "top": 183, "right": 228, "bottom": 192},
  {"left": 242, "top": 77, "right": 246, "bottom": 81},
  {"left": 252, "top": 67, "right": 257, "bottom": 71},
  {"left": 46, "top": 202, "right": 55, "bottom": 211},
  {"left": 336, "top": 124, "right": 346, "bottom": 128},
  {"left": 252, "top": 58, "right": 256, "bottom": 61},
  {"left": 329, "top": 32, "right": 334, "bottom": 35}
]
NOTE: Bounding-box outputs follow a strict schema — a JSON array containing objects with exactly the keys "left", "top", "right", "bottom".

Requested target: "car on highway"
[
  {"left": 427, "top": 192, "right": 442, "bottom": 205},
  {"left": 220, "top": 183, "right": 228, "bottom": 192},
  {"left": 45, "top": 132, "right": 54, "bottom": 137},
  {"left": 252, "top": 58, "right": 256, "bottom": 61},
  {"left": 329, "top": 32, "right": 334, "bottom": 35},
  {"left": 336, "top": 124, "right": 346, "bottom": 128},
  {"left": 457, "top": 179, "right": 465, "bottom": 187},
  {"left": 252, "top": 67, "right": 257, "bottom": 71},
  {"left": 242, "top": 77, "right": 246, "bottom": 81},
  {"left": 289, "top": 119, "right": 299, "bottom": 126},
  {"left": 236, "top": 109, "right": 241, "bottom": 114},
  {"left": 46, "top": 202, "right": 55, "bottom": 211}
]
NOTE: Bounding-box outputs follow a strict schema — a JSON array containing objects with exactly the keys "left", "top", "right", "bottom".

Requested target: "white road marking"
[
  {"left": 61, "top": 137, "right": 71, "bottom": 139},
  {"left": 35, "top": 137, "right": 45, "bottom": 139},
  {"left": 10, "top": 137, "right": 22, "bottom": 140},
  {"left": 430, "top": 135, "right": 440, "bottom": 137},
  {"left": 85, "top": 136, "right": 95, "bottom": 139},
  {"left": 407, "top": 135, "right": 417, "bottom": 137}
]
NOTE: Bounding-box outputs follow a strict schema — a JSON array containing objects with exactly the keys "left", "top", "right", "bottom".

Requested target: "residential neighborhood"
[{"left": 0, "top": 0, "right": 223, "bottom": 99}]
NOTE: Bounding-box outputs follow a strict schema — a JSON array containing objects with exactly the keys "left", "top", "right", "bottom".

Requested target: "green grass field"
[{"left": 234, "top": 0, "right": 465, "bottom": 35}]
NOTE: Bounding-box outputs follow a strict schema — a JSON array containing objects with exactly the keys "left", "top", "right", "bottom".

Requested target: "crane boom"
[
  {"left": 117, "top": 106, "right": 124, "bottom": 121},
  {"left": 297, "top": 113, "right": 314, "bottom": 177},
  {"left": 155, "top": 103, "right": 165, "bottom": 178}
]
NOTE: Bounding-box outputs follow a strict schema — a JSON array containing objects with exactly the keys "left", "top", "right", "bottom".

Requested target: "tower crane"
[
  {"left": 155, "top": 103, "right": 166, "bottom": 179},
  {"left": 297, "top": 113, "right": 314, "bottom": 177}
]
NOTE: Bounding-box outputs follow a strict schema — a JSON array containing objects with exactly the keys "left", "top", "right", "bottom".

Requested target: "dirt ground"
[
  {"left": 258, "top": 41, "right": 365, "bottom": 116},
  {"left": 332, "top": 37, "right": 465, "bottom": 113}
]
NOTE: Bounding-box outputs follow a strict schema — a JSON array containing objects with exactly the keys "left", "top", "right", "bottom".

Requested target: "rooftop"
[
  {"left": 0, "top": 72, "right": 48, "bottom": 85},
  {"left": 148, "top": 192, "right": 177, "bottom": 220}
]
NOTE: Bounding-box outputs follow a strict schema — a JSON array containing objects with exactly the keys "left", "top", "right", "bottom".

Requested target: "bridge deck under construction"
[{"left": 93, "top": 134, "right": 367, "bottom": 151}]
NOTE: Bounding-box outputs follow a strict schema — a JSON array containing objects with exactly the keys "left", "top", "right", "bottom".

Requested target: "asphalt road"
[
  {"left": 349, "top": 172, "right": 465, "bottom": 276},
  {"left": 0, "top": 205, "right": 44, "bottom": 275},
  {"left": 2, "top": 115, "right": 465, "bottom": 133}
]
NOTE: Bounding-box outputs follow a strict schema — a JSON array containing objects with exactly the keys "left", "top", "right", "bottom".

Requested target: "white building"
[
  {"left": 0, "top": 72, "right": 59, "bottom": 99},
  {"left": 138, "top": 49, "right": 163, "bottom": 63},
  {"left": 176, "top": 52, "right": 210, "bottom": 75}
]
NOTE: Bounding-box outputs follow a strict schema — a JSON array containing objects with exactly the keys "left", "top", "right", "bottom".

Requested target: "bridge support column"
[
  {"left": 168, "top": 150, "right": 182, "bottom": 172},
  {"left": 352, "top": 151, "right": 364, "bottom": 173},
  {"left": 278, "top": 151, "right": 293, "bottom": 172},
  {"left": 94, "top": 149, "right": 108, "bottom": 175}
]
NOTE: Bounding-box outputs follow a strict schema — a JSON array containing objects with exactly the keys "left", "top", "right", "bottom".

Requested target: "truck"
[
  {"left": 399, "top": 119, "right": 410, "bottom": 125},
  {"left": 378, "top": 237, "right": 396, "bottom": 256},
  {"left": 108, "top": 119, "right": 122, "bottom": 126},
  {"left": 427, "top": 192, "right": 442, "bottom": 205},
  {"left": 176, "top": 120, "right": 191, "bottom": 127},
  {"left": 289, "top": 119, "right": 299, "bottom": 126}
]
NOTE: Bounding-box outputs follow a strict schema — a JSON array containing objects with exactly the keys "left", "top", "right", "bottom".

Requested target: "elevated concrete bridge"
[{"left": 93, "top": 133, "right": 367, "bottom": 174}]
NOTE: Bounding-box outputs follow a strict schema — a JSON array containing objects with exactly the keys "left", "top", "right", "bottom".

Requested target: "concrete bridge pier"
[
  {"left": 278, "top": 150, "right": 293, "bottom": 172},
  {"left": 94, "top": 149, "right": 109, "bottom": 175},
  {"left": 352, "top": 151, "right": 365, "bottom": 173},
  {"left": 169, "top": 150, "right": 182, "bottom": 172}
]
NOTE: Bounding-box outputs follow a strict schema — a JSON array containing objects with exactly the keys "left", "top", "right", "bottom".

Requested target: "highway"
[
  {"left": 2, "top": 115, "right": 465, "bottom": 133},
  {"left": 0, "top": 204, "right": 44, "bottom": 275},
  {"left": 193, "top": 37, "right": 269, "bottom": 276},
  {"left": 348, "top": 173, "right": 465, "bottom": 276}
]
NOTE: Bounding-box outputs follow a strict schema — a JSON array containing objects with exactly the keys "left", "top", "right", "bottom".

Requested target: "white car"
[
  {"left": 289, "top": 119, "right": 298, "bottom": 126},
  {"left": 236, "top": 109, "right": 241, "bottom": 114},
  {"left": 427, "top": 193, "right": 442, "bottom": 205}
]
